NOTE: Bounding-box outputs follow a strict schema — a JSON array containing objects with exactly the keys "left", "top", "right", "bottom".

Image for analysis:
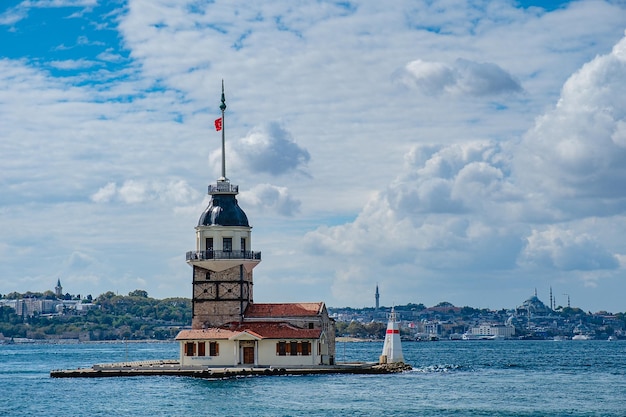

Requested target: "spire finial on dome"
[
  {"left": 219, "top": 79, "right": 228, "bottom": 181},
  {"left": 220, "top": 79, "right": 226, "bottom": 112}
]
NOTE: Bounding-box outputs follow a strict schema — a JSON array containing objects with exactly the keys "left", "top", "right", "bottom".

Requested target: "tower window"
[
  {"left": 223, "top": 237, "right": 232, "bottom": 252},
  {"left": 241, "top": 238, "right": 246, "bottom": 252},
  {"left": 206, "top": 238, "right": 213, "bottom": 250}
]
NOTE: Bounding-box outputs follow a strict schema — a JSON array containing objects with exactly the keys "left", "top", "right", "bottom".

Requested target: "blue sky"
[{"left": 1, "top": 0, "right": 626, "bottom": 313}]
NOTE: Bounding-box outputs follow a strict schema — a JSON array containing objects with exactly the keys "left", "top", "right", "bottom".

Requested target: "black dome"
[{"left": 198, "top": 194, "right": 249, "bottom": 227}]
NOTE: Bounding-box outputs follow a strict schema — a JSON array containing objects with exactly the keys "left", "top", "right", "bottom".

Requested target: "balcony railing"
[
  {"left": 186, "top": 250, "right": 261, "bottom": 261},
  {"left": 208, "top": 183, "right": 238, "bottom": 194}
]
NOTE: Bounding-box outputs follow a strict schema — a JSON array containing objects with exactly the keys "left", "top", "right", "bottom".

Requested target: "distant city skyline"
[
  {"left": 2, "top": 280, "right": 609, "bottom": 315},
  {"left": 2, "top": 1, "right": 626, "bottom": 313}
]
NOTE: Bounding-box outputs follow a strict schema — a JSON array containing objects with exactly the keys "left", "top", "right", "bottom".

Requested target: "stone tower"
[
  {"left": 186, "top": 82, "right": 261, "bottom": 329},
  {"left": 55, "top": 279, "right": 63, "bottom": 299}
]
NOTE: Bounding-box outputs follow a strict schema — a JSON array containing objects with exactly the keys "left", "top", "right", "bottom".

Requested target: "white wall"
[{"left": 179, "top": 339, "right": 326, "bottom": 367}]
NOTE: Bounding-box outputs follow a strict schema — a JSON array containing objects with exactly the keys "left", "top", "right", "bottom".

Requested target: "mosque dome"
[
  {"left": 518, "top": 295, "right": 551, "bottom": 315},
  {"left": 198, "top": 193, "right": 249, "bottom": 227}
]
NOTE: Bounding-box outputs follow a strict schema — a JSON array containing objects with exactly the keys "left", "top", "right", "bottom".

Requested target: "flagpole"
[{"left": 220, "top": 79, "right": 227, "bottom": 181}]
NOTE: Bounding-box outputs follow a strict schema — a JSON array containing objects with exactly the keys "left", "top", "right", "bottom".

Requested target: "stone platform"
[{"left": 50, "top": 359, "right": 412, "bottom": 379}]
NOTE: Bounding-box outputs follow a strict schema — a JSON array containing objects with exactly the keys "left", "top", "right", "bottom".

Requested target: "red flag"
[{"left": 214, "top": 117, "right": 222, "bottom": 131}]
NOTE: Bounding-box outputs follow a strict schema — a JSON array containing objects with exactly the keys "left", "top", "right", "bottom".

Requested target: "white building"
[
  {"left": 423, "top": 321, "right": 442, "bottom": 336},
  {"left": 176, "top": 303, "right": 334, "bottom": 367},
  {"left": 2, "top": 299, "right": 58, "bottom": 317},
  {"left": 470, "top": 324, "right": 516, "bottom": 339}
]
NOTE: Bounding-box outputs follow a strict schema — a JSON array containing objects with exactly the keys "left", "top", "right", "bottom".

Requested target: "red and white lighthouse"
[{"left": 381, "top": 307, "right": 404, "bottom": 364}]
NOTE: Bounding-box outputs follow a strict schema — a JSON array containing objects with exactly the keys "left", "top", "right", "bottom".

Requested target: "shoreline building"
[{"left": 176, "top": 83, "right": 335, "bottom": 367}]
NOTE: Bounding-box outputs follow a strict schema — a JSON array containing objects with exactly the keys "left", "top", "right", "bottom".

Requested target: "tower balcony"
[
  {"left": 209, "top": 182, "right": 238, "bottom": 194},
  {"left": 186, "top": 250, "right": 261, "bottom": 262},
  {"left": 186, "top": 250, "right": 261, "bottom": 272}
]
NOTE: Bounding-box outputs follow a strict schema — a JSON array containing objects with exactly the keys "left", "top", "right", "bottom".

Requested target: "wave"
[{"left": 410, "top": 364, "right": 464, "bottom": 373}]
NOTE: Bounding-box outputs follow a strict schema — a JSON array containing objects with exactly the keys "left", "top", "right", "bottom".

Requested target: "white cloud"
[
  {"left": 0, "top": 0, "right": 97, "bottom": 26},
  {"left": 387, "top": 141, "right": 517, "bottom": 217},
  {"left": 304, "top": 140, "right": 524, "bottom": 273},
  {"left": 0, "top": 8, "right": 27, "bottom": 25},
  {"left": 64, "top": 250, "right": 97, "bottom": 270},
  {"left": 118, "top": 180, "right": 148, "bottom": 204},
  {"left": 240, "top": 183, "right": 301, "bottom": 217},
  {"left": 398, "top": 58, "right": 522, "bottom": 97},
  {"left": 97, "top": 48, "right": 126, "bottom": 63},
  {"left": 514, "top": 32, "right": 626, "bottom": 213},
  {"left": 91, "top": 179, "right": 199, "bottom": 205},
  {"left": 210, "top": 122, "right": 310, "bottom": 177},
  {"left": 520, "top": 227, "right": 619, "bottom": 271},
  {"left": 49, "top": 58, "right": 99, "bottom": 70},
  {"left": 91, "top": 182, "right": 117, "bottom": 203}
]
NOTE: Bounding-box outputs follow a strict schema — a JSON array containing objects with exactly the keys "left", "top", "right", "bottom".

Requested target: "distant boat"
[
  {"left": 462, "top": 332, "right": 505, "bottom": 340},
  {"left": 572, "top": 334, "right": 592, "bottom": 341},
  {"left": 608, "top": 336, "right": 616, "bottom": 341},
  {"left": 553, "top": 335, "right": 568, "bottom": 341},
  {"left": 462, "top": 332, "right": 479, "bottom": 340}
]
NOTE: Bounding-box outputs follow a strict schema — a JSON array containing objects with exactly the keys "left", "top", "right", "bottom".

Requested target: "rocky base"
[{"left": 373, "top": 362, "right": 413, "bottom": 373}]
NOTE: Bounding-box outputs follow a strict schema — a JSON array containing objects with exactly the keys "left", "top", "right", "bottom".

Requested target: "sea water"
[{"left": 1, "top": 339, "right": 625, "bottom": 416}]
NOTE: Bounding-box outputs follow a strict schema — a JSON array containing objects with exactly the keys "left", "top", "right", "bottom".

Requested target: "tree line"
[{"left": 0, "top": 290, "right": 191, "bottom": 341}]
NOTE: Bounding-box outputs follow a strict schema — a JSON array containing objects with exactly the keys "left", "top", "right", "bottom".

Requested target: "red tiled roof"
[
  {"left": 176, "top": 322, "right": 321, "bottom": 341},
  {"left": 244, "top": 302, "right": 324, "bottom": 318}
]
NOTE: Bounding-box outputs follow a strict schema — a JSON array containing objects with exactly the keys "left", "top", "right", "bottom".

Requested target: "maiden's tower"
[{"left": 175, "top": 83, "right": 336, "bottom": 367}]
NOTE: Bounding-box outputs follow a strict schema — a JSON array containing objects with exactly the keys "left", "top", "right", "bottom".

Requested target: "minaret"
[
  {"left": 549, "top": 286, "right": 553, "bottom": 310},
  {"left": 186, "top": 82, "right": 262, "bottom": 329},
  {"left": 375, "top": 284, "right": 380, "bottom": 311},
  {"left": 381, "top": 307, "right": 404, "bottom": 364},
  {"left": 55, "top": 279, "right": 63, "bottom": 299}
]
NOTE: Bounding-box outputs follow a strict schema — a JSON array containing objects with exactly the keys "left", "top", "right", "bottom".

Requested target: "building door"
[{"left": 243, "top": 346, "right": 255, "bottom": 364}]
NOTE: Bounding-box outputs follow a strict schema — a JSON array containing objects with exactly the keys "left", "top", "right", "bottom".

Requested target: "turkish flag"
[{"left": 214, "top": 118, "right": 222, "bottom": 131}]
